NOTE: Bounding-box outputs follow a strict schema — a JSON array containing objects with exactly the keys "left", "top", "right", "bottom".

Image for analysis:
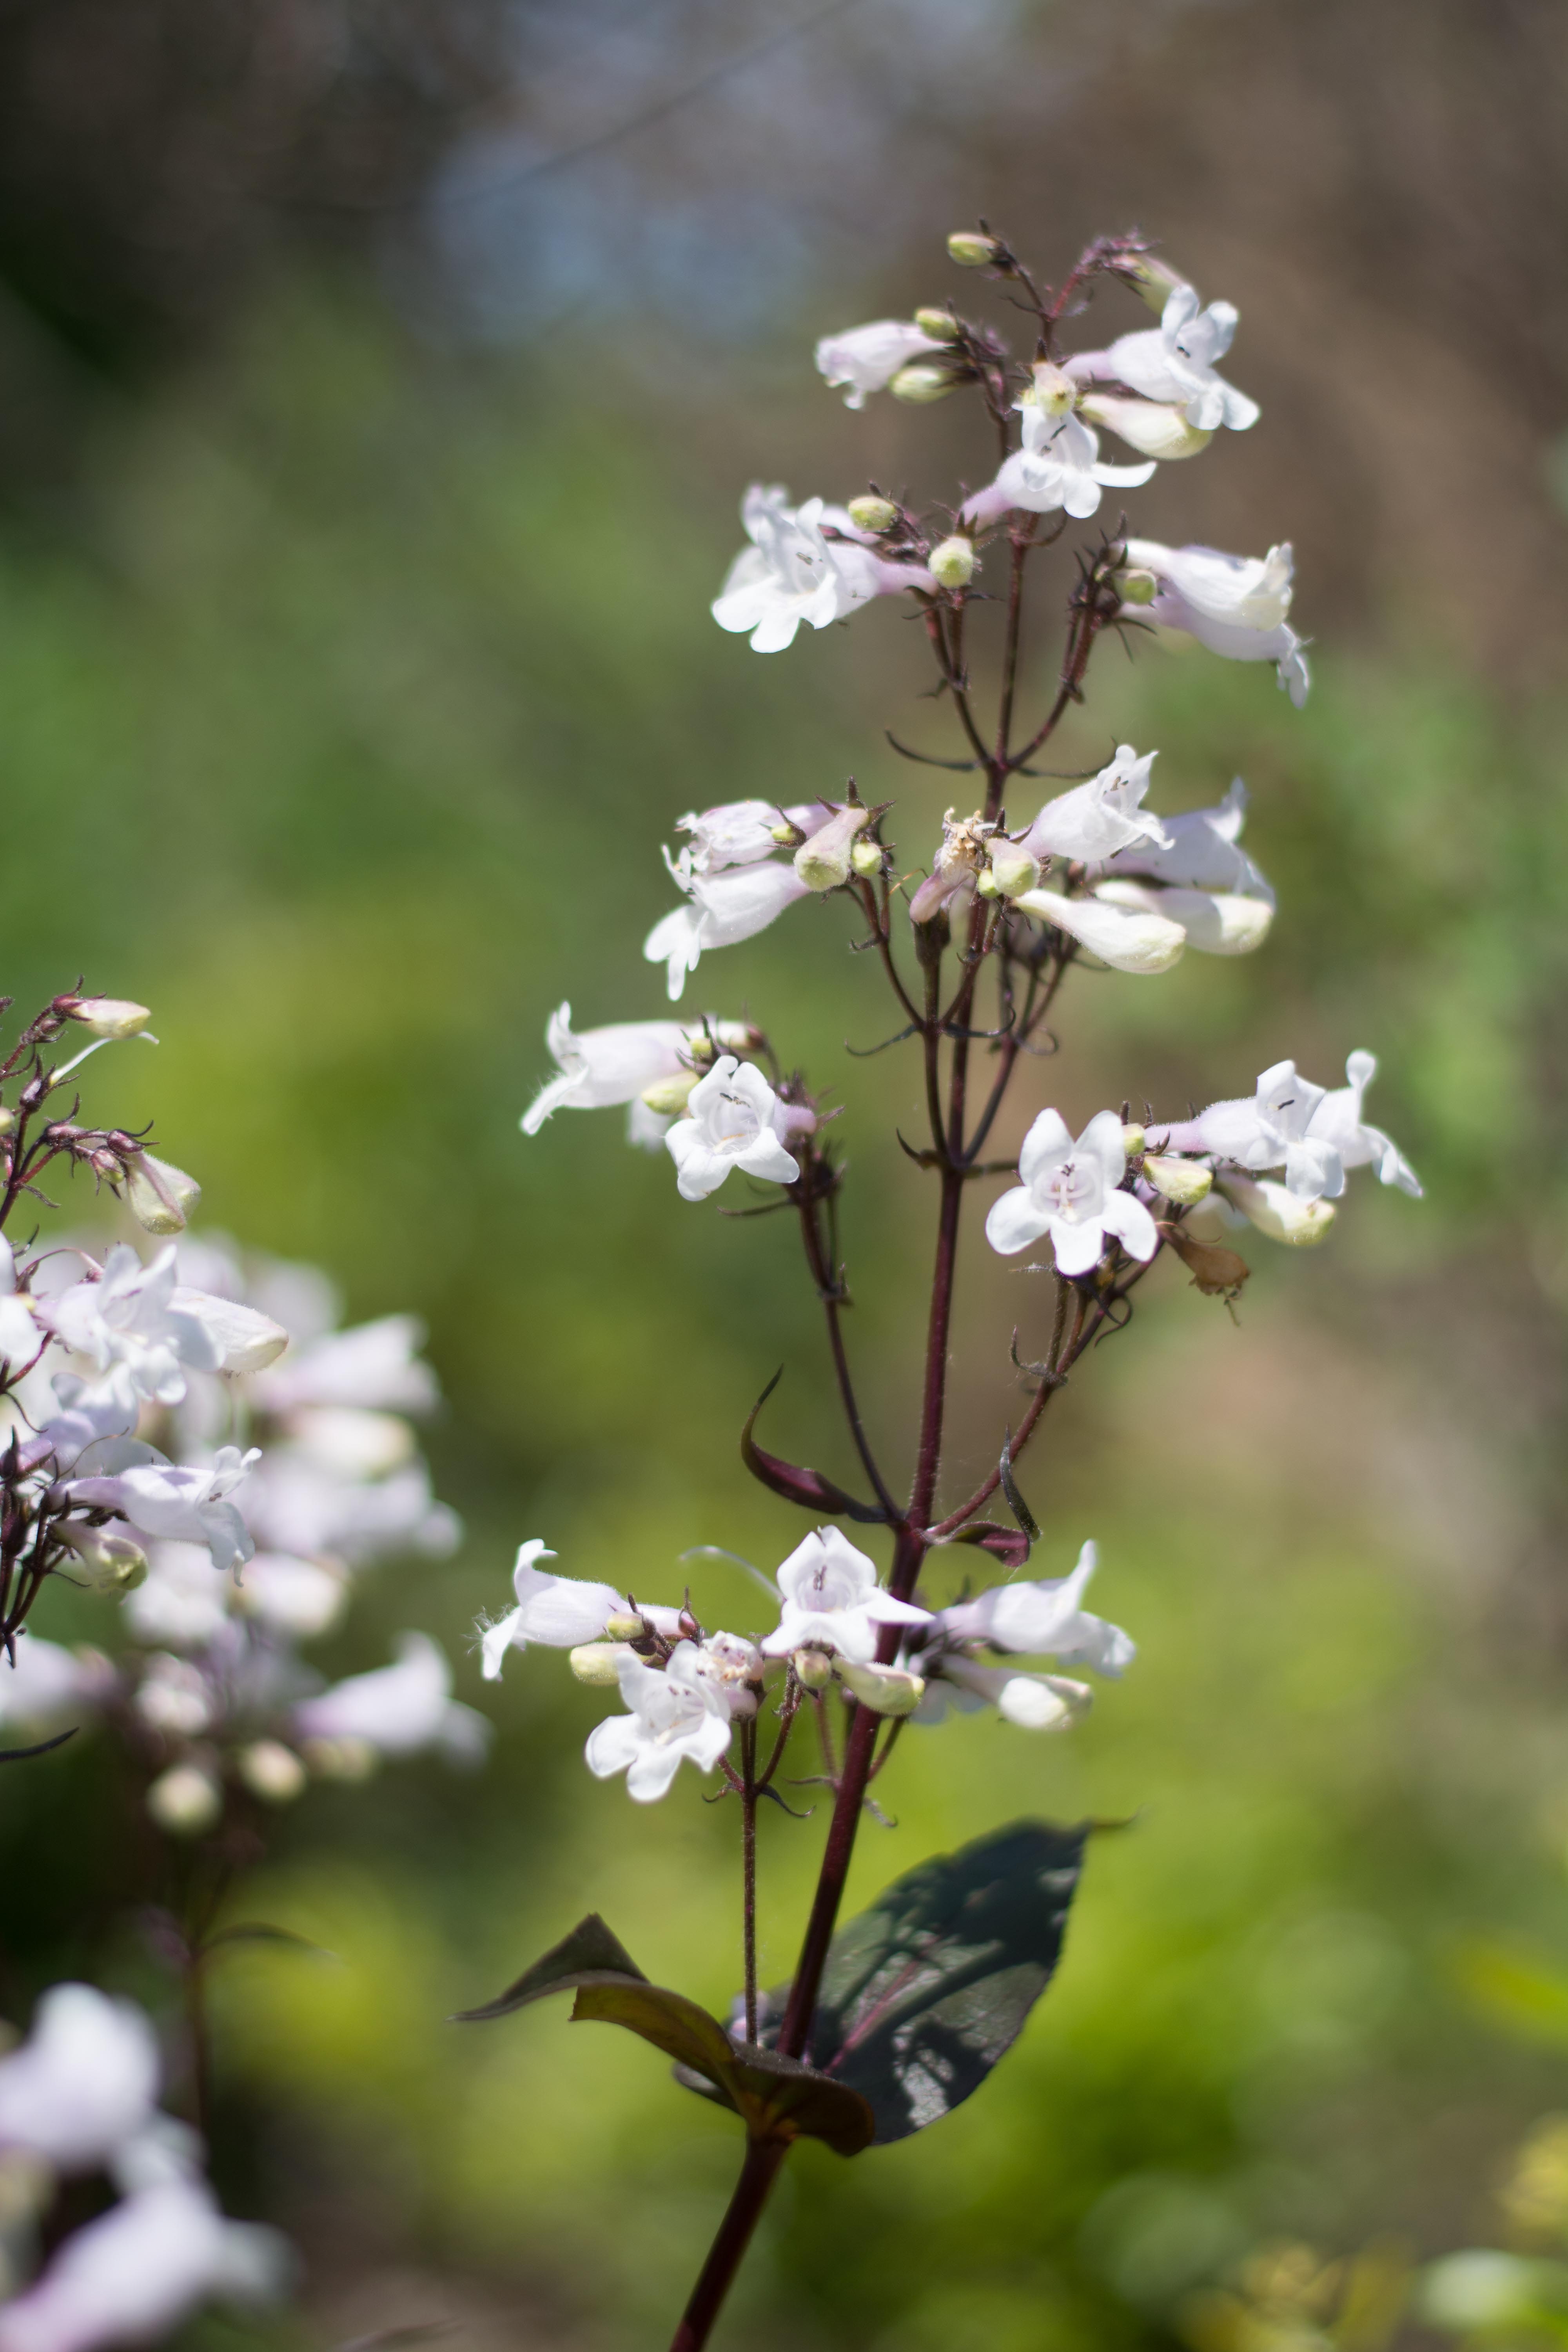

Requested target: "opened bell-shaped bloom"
[
  {"left": 1018, "top": 745, "right": 1171, "bottom": 866},
  {"left": 584, "top": 1641, "right": 733, "bottom": 1802},
  {"left": 1102, "top": 776, "right": 1272, "bottom": 902},
  {"left": 1093, "top": 878, "right": 1274, "bottom": 956},
  {"left": 711, "top": 485, "right": 929, "bottom": 653},
  {"left": 1310, "top": 1051, "right": 1423, "bottom": 1196},
  {"left": 815, "top": 318, "right": 946, "bottom": 408},
  {"left": 0, "top": 2178, "right": 288, "bottom": 2352},
  {"left": 760, "top": 1527, "right": 930, "bottom": 1666},
  {"left": 963, "top": 408, "right": 1153, "bottom": 528},
  {"left": 1122, "top": 537, "right": 1309, "bottom": 708},
  {"left": 0, "top": 1985, "right": 162, "bottom": 2175},
  {"left": 986, "top": 1108, "right": 1159, "bottom": 1276},
  {"left": 294, "top": 1631, "right": 488, "bottom": 1765},
  {"left": 479, "top": 1539, "right": 682, "bottom": 1680},
  {"left": 521, "top": 1004, "right": 741, "bottom": 1137},
  {"left": 1072, "top": 283, "right": 1259, "bottom": 431},
  {"left": 1014, "top": 886, "right": 1187, "bottom": 975},
  {"left": 65, "top": 1445, "right": 260, "bottom": 1574},
  {"left": 42, "top": 1246, "right": 221, "bottom": 1416},
  {"left": 645, "top": 860, "right": 813, "bottom": 1003},
  {"left": 1176, "top": 1059, "right": 1346, "bottom": 1200},
  {"left": 665, "top": 1057, "right": 800, "bottom": 1202},
  {"left": 934, "top": 1540, "right": 1135, "bottom": 1675}
]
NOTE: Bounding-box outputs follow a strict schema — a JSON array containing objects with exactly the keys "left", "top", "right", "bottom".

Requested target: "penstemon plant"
[{"left": 472, "top": 223, "right": 1425, "bottom": 2349}]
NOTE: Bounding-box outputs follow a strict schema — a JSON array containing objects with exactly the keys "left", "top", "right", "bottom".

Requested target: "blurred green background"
[{"left": 4, "top": 0, "right": 1568, "bottom": 2345}]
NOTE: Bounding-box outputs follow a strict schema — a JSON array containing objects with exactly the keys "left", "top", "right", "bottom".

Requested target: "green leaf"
[
  {"left": 450, "top": 1913, "right": 648, "bottom": 2022},
  {"left": 752, "top": 1818, "right": 1090, "bottom": 2144},
  {"left": 456, "top": 1915, "right": 873, "bottom": 2153},
  {"left": 200, "top": 1922, "right": 336, "bottom": 1962}
]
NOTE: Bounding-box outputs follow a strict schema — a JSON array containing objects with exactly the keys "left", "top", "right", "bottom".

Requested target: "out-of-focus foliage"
[{"left": 1, "top": 281, "right": 1566, "bottom": 2350}]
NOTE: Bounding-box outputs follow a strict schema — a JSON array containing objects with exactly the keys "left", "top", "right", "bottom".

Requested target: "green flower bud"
[
  {"left": 835, "top": 1659, "right": 926, "bottom": 1717},
  {"left": 846, "top": 494, "right": 899, "bottom": 535},
  {"left": 850, "top": 837, "right": 885, "bottom": 879},
  {"left": 1143, "top": 1154, "right": 1213, "bottom": 1205},
  {"left": 570, "top": 1642, "right": 628, "bottom": 1687},
  {"left": 55, "top": 1522, "right": 147, "bottom": 1593},
  {"left": 238, "top": 1740, "right": 307, "bottom": 1804},
  {"left": 795, "top": 804, "right": 871, "bottom": 892},
  {"left": 1118, "top": 567, "right": 1160, "bottom": 606},
  {"left": 985, "top": 840, "right": 1042, "bottom": 900},
  {"left": 1120, "top": 1123, "right": 1147, "bottom": 1159},
  {"left": 891, "top": 363, "right": 956, "bottom": 405},
  {"left": 65, "top": 997, "right": 152, "bottom": 1041},
  {"left": 603, "top": 1613, "right": 645, "bottom": 1642},
  {"left": 792, "top": 1647, "right": 833, "bottom": 1691},
  {"left": 912, "top": 306, "right": 960, "bottom": 341},
  {"left": 928, "top": 535, "right": 976, "bottom": 590},
  {"left": 641, "top": 1071, "right": 699, "bottom": 1116},
  {"left": 147, "top": 1763, "right": 222, "bottom": 1837},
  {"left": 947, "top": 230, "right": 1000, "bottom": 268}
]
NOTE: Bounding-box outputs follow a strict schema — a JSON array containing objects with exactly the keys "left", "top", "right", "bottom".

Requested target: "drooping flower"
[
  {"left": 759, "top": 1528, "right": 931, "bottom": 1666},
  {"left": 1121, "top": 538, "right": 1309, "bottom": 708},
  {"left": 1310, "top": 1052, "right": 1423, "bottom": 1196},
  {"left": 1017, "top": 745, "right": 1171, "bottom": 865},
  {"left": 1092, "top": 879, "right": 1274, "bottom": 956},
  {"left": 584, "top": 1641, "right": 733, "bottom": 1802},
  {"left": 711, "top": 485, "right": 930, "bottom": 653},
  {"left": 520, "top": 1005, "right": 746, "bottom": 1138},
  {"left": 1013, "top": 886, "right": 1187, "bottom": 975},
  {"left": 1102, "top": 776, "right": 1272, "bottom": 901},
  {"left": 933, "top": 1541, "right": 1134, "bottom": 1674},
  {"left": 0, "top": 1985, "right": 162, "bottom": 2175},
  {"left": 1070, "top": 284, "right": 1259, "bottom": 431},
  {"left": 0, "top": 2178, "right": 288, "bottom": 2352},
  {"left": 65, "top": 1446, "right": 260, "bottom": 1574},
  {"left": 644, "top": 861, "right": 813, "bottom": 1003},
  {"left": 815, "top": 319, "right": 946, "bottom": 408},
  {"left": 664, "top": 1058, "right": 801, "bottom": 1203},
  {"left": 479, "top": 1539, "right": 682, "bottom": 1681},
  {"left": 985, "top": 1109, "right": 1160, "bottom": 1275},
  {"left": 293, "top": 1631, "right": 488, "bottom": 1764}
]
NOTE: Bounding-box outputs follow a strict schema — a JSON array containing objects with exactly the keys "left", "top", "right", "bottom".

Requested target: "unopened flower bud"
[
  {"left": 1029, "top": 362, "right": 1077, "bottom": 418},
  {"left": 62, "top": 997, "right": 152, "bottom": 1041},
  {"left": 1221, "top": 1174, "right": 1336, "bottom": 1246},
  {"left": 1120, "top": 1123, "right": 1147, "bottom": 1159},
  {"left": 792, "top": 1647, "right": 833, "bottom": 1691},
  {"left": 929, "top": 535, "right": 976, "bottom": 590},
  {"left": 118, "top": 1151, "right": 200, "bottom": 1236},
  {"left": 912, "top": 306, "right": 960, "bottom": 341},
  {"left": 54, "top": 1521, "right": 147, "bottom": 1593},
  {"left": 947, "top": 230, "right": 1000, "bottom": 268},
  {"left": 1117, "top": 566, "right": 1159, "bottom": 606},
  {"left": 299, "top": 1735, "right": 378, "bottom": 1782},
  {"left": 147, "top": 1763, "right": 222, "bottom": 1837},
  {"left": 850, "top": 837, "right": 885, "bottom": 879},
  {"left": 1117, "top": 251, "right": 1192, "bottom": 314},
  {"left": 769, "top": 821, "right": 805, "bottom": 848},
  {"left": 1079, "top": 392, "right": 1212, "bottom": 461},
  {"left": 641, "top": 1071, "right": 699, "bottom": 1117},
  {"left": 570, "top": 1643, "right": 628, "bottom": 1687},
  {"left": 891, "top": 363, "right": 956, "bottom": 405},
  {"left": 835, "top": 1659, "right": 926, "bottom": 1717},
  {"left": 795, "top": 803, "right": 871, "bottom": 892},
  {"left": 846, "top": 494, "right": 900, "bottom": 535},
  {"left": 603, "top": 1613, "right": 645, "bottom": 1642},
  {"left": 1143, "top": 1154, "right": 1212, "bottom": 1205},
  {"left": 985, "top": 840, "right": 1042, "bottom": 899},
  {"left": 238, "top": 1740, "right": 307, "bottom": 1804}
]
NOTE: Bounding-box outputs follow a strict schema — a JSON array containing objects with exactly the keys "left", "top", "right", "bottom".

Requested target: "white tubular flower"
[
  {"left": 584, "top": 1641, "right": 733, "bottom": 1802},
  {"left": 64, "top": 998, "right": 152, "bottom": 1042},
  {"left": 1077, "top": 392, "right": 1214, "bottom": 460},
  {"left": 1183, "top": 1060, "right": 1347, "bottom": 1201},
  {"left": 793, "top": 803, "right": 870, "bottom": 892},
  {"left": 815, "top": 319, "right": 945, "bottom": 408},
  {"left": 1220, "top": 1174, "right": 1337, "bottom": 1245},
  {"left": 1093, "top": 878, "right": 1274, "bottom": 956},
  {"left": 0, "top": 2179, "right": 288, "bottom": 2352},
  {"left": 1103, "top": 777, "right": 1272, "bottom": 902},
  {"left": 41, "top": 1246, "right": 221, "bottom": 1414},
  {"left": 962, "top": 411, "right": 1153, "bottom": 527},
  {"left": 934, "top": 1541, "right": 1135, "bottom": 1675},
  {"left": 985, "top": 1108, "right": 1160, "bottom": 1276},
  {"left": 0, "top": 1237, "right": 40, "bottom": 1368},
  {"left": 293, "top": 1631, "right": 489, "bottom": 1766},
  {"left": 478, "top": 1539, "right": 682, "bottom": 1681},
  {"left": 675, "top": 800, "right": 791, "bottom": 873},
  {"left": 521, "top": 1005, "right": 712, "bottom": 1136},
  {"left": 1310, "top": 1052, "right": 1423, "bottom": 1196},
  {"left": 166, "top": 1290, "right": 288, "bottom": 1376},
  {"left": 915, "top": 1657, "right": 1091, "bottom": 1731},
  {"left": 0, "top": 1639, "right": 105, "bottom": 1734},
  {"left": 0, "top": 1986, "right": 160, "bottom": 2174},
  {"left": 711, "top": 485, "right": 927, "bottom": 653},
  {"left": 1122, "top": 537, "right": 1309, "bottom": 708},
  {"left": 644, "top": 861, "right": 813, "bottom": 1003},
  {"left": 1014, "top": 886, "right": 1187, "bottom": 975},
  {"left": 665, "top": 1058, "right": 800, "bottom": 1202},
  {"left": 1018, "top": 744, "right": 1171, "bottom": 864},
  {"left": 759, "top": 1528, "right": 931, "bottom": 1666},
  {"left": 250, "top": 1314, "right": 436, "bottom": 1415},
  {"left": 1074, "top": 283, "right": 1259, "bottom": 431},
  {"left": 66, "top": 1447, "right": 260, "bottom": 1574}
]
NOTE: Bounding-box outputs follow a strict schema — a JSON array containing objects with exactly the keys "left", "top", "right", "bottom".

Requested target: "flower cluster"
[{"left": 0, "top": 1981, "right": 288, "bottom": 2352}]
